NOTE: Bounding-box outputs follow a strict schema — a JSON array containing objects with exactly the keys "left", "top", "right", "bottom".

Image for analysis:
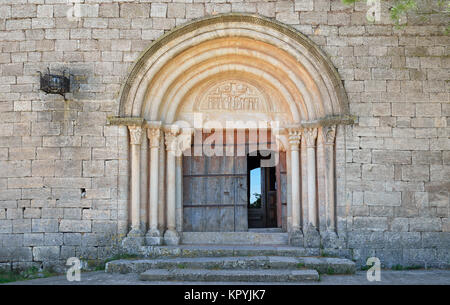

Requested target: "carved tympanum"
[{"left": 196, "top": 81, "right": 267, "bottom": 112}]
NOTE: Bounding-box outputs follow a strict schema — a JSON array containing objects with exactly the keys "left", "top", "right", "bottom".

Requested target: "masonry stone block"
[
  {"left": 372, "top": 150, "right": 411, "bottom": 165},
  {"left": 59, "top": 220, "right": 92, "bottom": 233},
  {"left": 44, "top": 233, "right": 64, "bottom": 246},
  {"left": 353, "top": 217, "right": 388, "bottom": 231},
  {"left": 33, "top": 246, "right": 60, "bottom": 261},
  {"left": 409, "top": 218, "right": 442, "bottom": 232},
  {"left": 24, "top": 233, "right": 44, "bottom": 246},
  {"left": 364, "top": 191, "right": 401, "bottom": 206},
  {"left": 32, "top": 219, "right": 59, "bottom": 233},
  {"left": 0, "top": 247, "right": 32, "bottom": 262},
  {"left": 120, "top": 4, "right": 149, "bottom": 18},
  {"left": 362, "top": 164, "right": 394, "bottom": 181}
]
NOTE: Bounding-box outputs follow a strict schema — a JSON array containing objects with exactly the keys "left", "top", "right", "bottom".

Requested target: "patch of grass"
[
  {"left": 325, "top": 267, "right": 335, "bottom": 275},
  {"left": 320, "top": 251, "right": 333, "bottom": 257},
  {"left": 177, "top": 263, "right": 187, "bottom": 269},
  {"left": 103, "top": 253, "right": 138, "bottom": 264},
  {"left": 344, "top": 268, "right": 354, "bottom": 275},
  {"left": 209, "top": 264, "right": 222, "bottom": 270},
  {"left": 391, "top": 264, "right": 422, "bottom": 271},
  {"left": 0, "top": 266, "right": 60, "bottom": 284},
  {"left": 296, "top": 263, "right": 305, "bottom": 269},
  {"left": 94, "top": 253, "right": 140, "bottom": 271}
]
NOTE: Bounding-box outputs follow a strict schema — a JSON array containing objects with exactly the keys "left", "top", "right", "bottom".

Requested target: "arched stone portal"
[{"left": 110, "top": 14, "right": 352, "bottom": 246}]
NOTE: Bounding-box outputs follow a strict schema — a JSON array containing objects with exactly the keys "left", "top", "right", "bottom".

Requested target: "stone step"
[
  {"left": 106, "top": 256, "right": 356, "bottom": 275},
  {"left": 139, "top": 268, "right": 319, "bottom": 282},
  {"left": 138, "top": 245, "right": 321, "bottom": 258},
  {"left": 181, "top": 232, "right": 289, "bottom": 245}
]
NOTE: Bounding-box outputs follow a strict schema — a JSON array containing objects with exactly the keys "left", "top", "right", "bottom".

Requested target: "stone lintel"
[
  {"left": 300, "top": 115, "right": 355, "bottom": 128},
  {"left": 107, "top": 116, "right": 145, "bottom": 127},
  {"left": 145, "top": 120, "right": 162, "bottom": 129}
]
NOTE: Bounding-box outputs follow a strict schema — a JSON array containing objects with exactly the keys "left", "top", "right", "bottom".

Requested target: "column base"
[
  {"left": 288, "top": 229, "right": 304, "bottom": 247},
  {"left": 163, "top": 229, "right": 180, "bottom": 246},
  {"left": 122, "top": 229, "right": 144, "bottom": 253},
  {"left": 145, "top": 228, "right": 163, "bottom": 246},
  {"left": 127, "top": 228, "right": 144, "bottom": 237},
  {"left": 304, "top": 225, "right": 321, "bottom": 248},
  {"left": 320, "top": 231, "right": 345, "bottom": 249}
]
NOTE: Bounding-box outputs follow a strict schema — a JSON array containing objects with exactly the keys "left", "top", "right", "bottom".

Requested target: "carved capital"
[
  {"left": 288, "top": 128, "right": 301, "bottom": 151},
  {"left": 128, "top": 125, "right": 142, "bottom": 145},
  {"left": 321, "top": 125, "right": 336, "bottom": 145},
  {"left": 164, "top": 125, "right": 181, "bottom": 152},
  {"left": 303, "top": 128, "right": 318, "bottom": 148},
  {"left": 147, "top": 128, "right": 160, "bottom": 148}
]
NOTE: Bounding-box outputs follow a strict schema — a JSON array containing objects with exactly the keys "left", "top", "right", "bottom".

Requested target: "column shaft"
[
  {"left": 166, "top": 149, "right": 176, "bottom": 231},
  {"left": 163, "top": 125, "right": 181, "bottom": 245},
  {"left": 323, "top": 125, "right": 337, "bottom": 231},
  {"left": 146, "top": 125, "right": 162, "bottom": 245},
  {"left": 128, "top": 125, "right": 143, "bottom": 236},
  {"left": 149, "top": 145, "right": 159, "bottom": 230},
  {"left": 288, "top": 129, "right": 301, "bottom": 232},
  {"left": 305, "top": 128, "right": 318, "bottom": 228}
]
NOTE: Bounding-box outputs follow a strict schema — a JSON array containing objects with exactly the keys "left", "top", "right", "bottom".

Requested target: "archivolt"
[{"left": 119, "top": 13, "right": 349, "bottom": 124}]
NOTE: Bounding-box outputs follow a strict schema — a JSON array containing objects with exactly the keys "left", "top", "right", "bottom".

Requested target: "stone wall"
[{"left": 0, "top": 0, "right": 448, "bottom": 270}]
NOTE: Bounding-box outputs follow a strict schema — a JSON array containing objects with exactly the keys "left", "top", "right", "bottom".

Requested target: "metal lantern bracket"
[{"left": 39, "top": 68, "right": 70, "bottom": 99}]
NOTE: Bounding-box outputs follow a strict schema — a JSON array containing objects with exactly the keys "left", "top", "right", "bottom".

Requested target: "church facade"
[{"left": 0, "top": 0, "right": 448, "bottom": 270}]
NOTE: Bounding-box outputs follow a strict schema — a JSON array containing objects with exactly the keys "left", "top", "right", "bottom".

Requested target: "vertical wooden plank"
[
  {"left": 276, "top": 161, "right": 282, "bottom": 228},
  {"left": 193, "top": 155, "right": 205, "bottom": 174},
  {"left": 205, "top": 176, "right": 220, "bottom": 231},
  {"left": 191, "top": 176, "right": 204, "bottom": 231},
  {"left": 182, "top": 154, "right": 191, "bottom": 176},
  {"left": 182, "top": 170, "right": 192, "bottom": 231},
  {"left": 221, "top": 176, "right": 235, "bottom": 231},
  {"left": 223, "top": 156, "right": 234, "bottom": 174},
  {"left": 234, "top": 175, "right": 248, "bottom": 231},
  {"left": 207, "top": 155, "right": 222, "bottom": 174}
]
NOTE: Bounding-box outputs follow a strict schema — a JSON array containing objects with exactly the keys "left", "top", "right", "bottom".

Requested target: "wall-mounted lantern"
[{"left": 39, "top": 68, "right": 70, "bottom": 99}]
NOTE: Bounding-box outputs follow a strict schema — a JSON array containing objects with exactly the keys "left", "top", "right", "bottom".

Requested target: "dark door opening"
[{"left": 247, "top": 152, "right": 278, "bottom": 228}]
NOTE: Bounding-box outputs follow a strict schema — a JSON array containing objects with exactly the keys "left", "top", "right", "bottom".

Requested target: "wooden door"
[
  {"left": 248, "top": 164, "right": 277, "bottom": 228},
  {"left": 265, "top": 166, "right": 278, "bottom": 228},
  {"left": 182, "top": 134, "right": 247, "bottom": 232}
]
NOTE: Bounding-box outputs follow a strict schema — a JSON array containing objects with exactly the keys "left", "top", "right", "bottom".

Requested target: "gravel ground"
[{"left": 3, "top": 269, "right": 450, "bottom": 285}]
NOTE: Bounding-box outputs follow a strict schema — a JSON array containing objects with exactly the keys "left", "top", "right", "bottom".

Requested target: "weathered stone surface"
[
  {"left": 140, "top": 268, "right": 319, "bottom": 282},
  {"left": 181, "top": 232, "right": 288, "bottom": 245},
  {"left": 106, "top": 254, "right": 355, "bottom": 276},
  {"left": 32, "top": 246, "right": 60, "bottom": 261},
  {"left": 59, "top": 220, "right": 92, "bottom": 233}
]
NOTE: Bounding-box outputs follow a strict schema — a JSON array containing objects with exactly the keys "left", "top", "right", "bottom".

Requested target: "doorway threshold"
[
  {"left": 248, "top": 228, "right": 283, "bottom": 233},
  {"left": 181, "top": 231, "right": 288, "bottom": 245}
]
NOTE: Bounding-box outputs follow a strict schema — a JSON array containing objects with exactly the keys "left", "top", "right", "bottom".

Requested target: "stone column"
[
  {"left": 128, "top": 125, "right": 143, "bottom": 237},
  {"left": 164, "top": 125, "right": 181, "bottom": 245},
  {"left": 322, "top": 125, "right": 337, "bottom": 232},
  {"left": 304, "top": 128, "right": 318, "bottom": 229},
  {"left": 140, "top": 133, "right": 148, "bottom": 229},
  {"left": 146, "top": 123, "right": 162, "bottom": 245},
  {"left": 288, "top": 128, "right": 301, "bottom": 233},
  {"left": 175, "top": 155, "right": 183, "bottom": 232},
  {"left": 158, "top": 132, "right": 166, "bottom": 232}
]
